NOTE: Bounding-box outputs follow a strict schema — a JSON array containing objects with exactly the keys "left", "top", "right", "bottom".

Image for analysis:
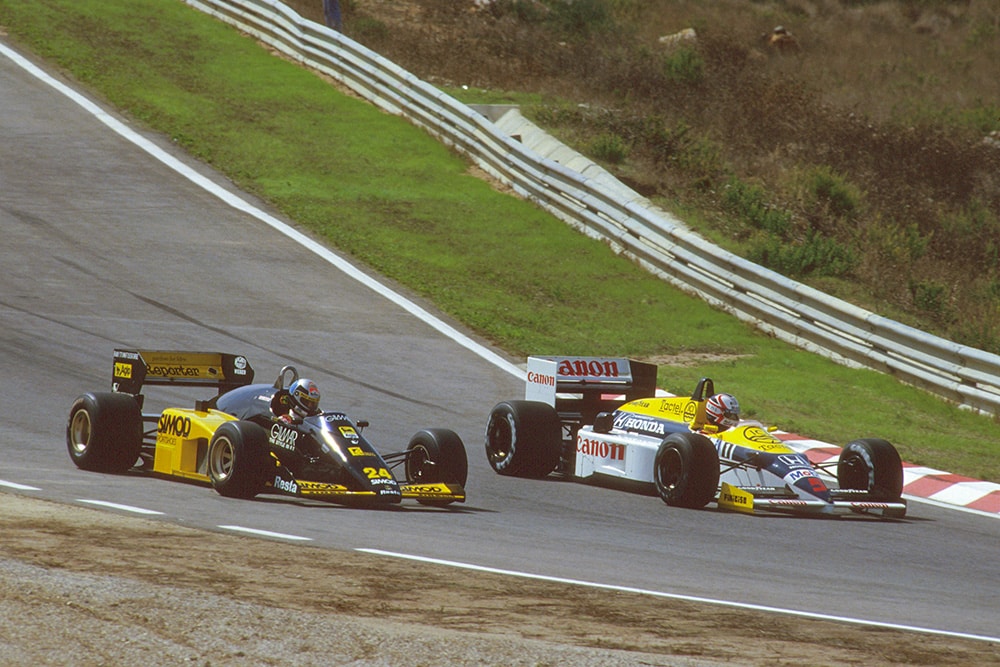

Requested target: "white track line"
[
  {"left": 359, "top": 548, "right": 1000, "bottom": 645},
  {"left": 218, "top": 525, "right": 313, "bottom": 541},
  {"left": 0, "top": 480, "right": 42, "bottom": 491},
  {"left": 76, "top": 499, "right": 164, "bottom": 515}
]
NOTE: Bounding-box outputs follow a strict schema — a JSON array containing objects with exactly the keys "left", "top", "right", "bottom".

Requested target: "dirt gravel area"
[{"left": 2, "top": 494, "right": 998, "bottom": 666}]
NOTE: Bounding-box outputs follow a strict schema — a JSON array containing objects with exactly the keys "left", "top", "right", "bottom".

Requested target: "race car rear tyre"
[
  {"left": 485, "top": 400, "right": 561, "bottom": 478},
  {"left": 653, "top": 432, "right": 720, "bottom": 509},
  {"left": 208, "top": 421, "right": 269, "bottom": 499},
  {"left": 66, "top": 392, "right": 142, "bottom": 473},
  {"left": 406, "top": 428, "right": 468, "bottom": 506},
  {"left": 837, "top": 438, "right": 904, "bottom": 502}
]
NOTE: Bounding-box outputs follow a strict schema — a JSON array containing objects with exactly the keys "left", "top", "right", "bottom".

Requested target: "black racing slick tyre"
[
  {"left": 66, "top": 392, "right": 142, "bottom": 473},
  {"left": 653, "top": 432, "right": 720, "bottom": 509},
  {"left": 484, "top": 400, "right": 561, "bottom": 478},
  {"left": 406, "top": 428, "right": 469, "bottom": 506},
  {"left": 208, "top": 421, "right": 269, "bottom": 499},
  {"left": 837, "top": 438, "right": 904, "bottom": 502}
]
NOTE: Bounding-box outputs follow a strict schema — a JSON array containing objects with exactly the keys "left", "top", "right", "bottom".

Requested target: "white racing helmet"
[{"left": 705, "top": 392, "right": 740, "bottom": 429}]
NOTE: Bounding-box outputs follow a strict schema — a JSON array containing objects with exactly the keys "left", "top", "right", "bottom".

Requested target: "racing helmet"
[
  {"left": 705, "top": 393, "right": 740, "bottom": 429},
  {"left": 289, "top": 378, "right": 321, "bottom": 416}
]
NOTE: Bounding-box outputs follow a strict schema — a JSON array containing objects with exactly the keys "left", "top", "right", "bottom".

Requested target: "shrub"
[
  {"left": 910, "top": 279, "right": 950, "bottom": 320},
  {"left": 934, "top": 202, "right": 1000, "bottom": 266},
  {"left": 861, "top": 218, "right": 929, "bottom": 265},
  {"left": 590, "top": 133, "right": 629, "bottom": 163},
  {"left": 642, "top": 119, "right": 690, "bottom": 164},
  {"left": 545, "top": 0, "right": 613, "bottom": 37},
  {"left": 805, "top": 166, "right": 862, "bottom": 220},
  {"left": 662, "top": 47, "right": 704, "bottom": 86},
  {"left": 349, "top": 16, "right": 388, "bottom": 42},
  {"left": 748, "top": 230, "right": 857, "bottom": 279},
  {"left": 676, "top": 136, "right": 723, "bottom": 189},
  {"left": 721, "top": 178, "right": 793, "bottom": 237}
]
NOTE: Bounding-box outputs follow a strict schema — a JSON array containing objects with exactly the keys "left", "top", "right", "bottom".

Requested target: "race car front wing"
[{"left": 718, "top": 483, "right": 907, "bottom": 518}]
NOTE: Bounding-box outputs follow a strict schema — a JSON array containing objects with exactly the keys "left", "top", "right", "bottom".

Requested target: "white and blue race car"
[{"left": 485, "top": 356, "right": 906, "bottom": 518}]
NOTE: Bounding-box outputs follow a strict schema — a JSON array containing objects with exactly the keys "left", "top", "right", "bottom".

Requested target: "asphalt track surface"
[{"left": 2, "top": 39, "right": 998, "bottom": 645}]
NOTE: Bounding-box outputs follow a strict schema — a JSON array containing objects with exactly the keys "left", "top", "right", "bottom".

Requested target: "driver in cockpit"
[
  {"left": 702, "top": 392, "right": 740, "bottom": 432},
  {"left": 278, "top": 378, "right": 321, "bottom": 423}
]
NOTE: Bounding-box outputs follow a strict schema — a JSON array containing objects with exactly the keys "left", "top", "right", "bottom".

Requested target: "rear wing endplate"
[
  {"left": 112, "top": 349, "right": 254, "bottom": 395},
  {"left": 526, "top": 356, "right": 658, "bottom": 424}
]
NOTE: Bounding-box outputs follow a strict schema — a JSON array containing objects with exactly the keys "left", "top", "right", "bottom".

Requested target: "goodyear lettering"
[
  {"left": 148, "top": 365, "right": 200, "bottom": 378},
  {"left": 557, "top": 359, "right": 620, "bottom": 378},
  {"left": 114, "top": 351, "right": 140, "bottom": 360},
  {"left": 273, "top": 476, "right": 298, "bottom": 494},
  {"left": 157, "top": 413, "right": 192, "bottom": 437},
  {"left": 613, "top": 415, "right": 666, "bottom": 435},
  {"left": 576, "top": 436, "right": 625, "bottom": 461},
  {"left": 526, "top": 371, "right": 556, "bottom": 386},
  {"left": 269, "top": 423, "right": 298, "bottom": 451}
]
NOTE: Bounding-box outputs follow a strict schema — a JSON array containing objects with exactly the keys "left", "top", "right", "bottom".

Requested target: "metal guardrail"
[{"left": 184, "top": 0, "right": 1000, "bottom": 414}]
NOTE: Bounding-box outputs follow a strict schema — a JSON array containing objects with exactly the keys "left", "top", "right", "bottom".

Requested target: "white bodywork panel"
[
  {"left": 574, "top": 424, "right": 790, "bottom": 489},
  {"left": 525, "top": 356, "right": 558, "bottom": 404},
  {"left": 574, "top": 426, "right": 659, "bottom": 482}
]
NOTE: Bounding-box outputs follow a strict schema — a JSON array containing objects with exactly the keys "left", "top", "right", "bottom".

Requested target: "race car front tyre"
[
  {"left": 208, "top": 421, "right": 269, "bottom": 499},
  {"left": 406, "top": 428, "right": 469, "bottom": 506},
  {"left": 485, "top": 400, "right": 561, "bottom": 478},
  {"left": 653, "top": 432, "right": 720, "bottom": 509},
  {"left": 66, "top": 392, "right": 142, "bottom": 473},
  {"left": 837, "top": 438, "right": 904, "bottom": 502}
]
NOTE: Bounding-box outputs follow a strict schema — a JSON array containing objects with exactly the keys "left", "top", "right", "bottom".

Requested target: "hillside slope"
[{"left": 296, "top": 0, "right": 1000, "bottom": 354}]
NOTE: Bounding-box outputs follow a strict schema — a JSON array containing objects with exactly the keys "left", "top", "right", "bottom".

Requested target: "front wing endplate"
[{"left": 399, "top": 482, "right": 466, "bottom": 503}]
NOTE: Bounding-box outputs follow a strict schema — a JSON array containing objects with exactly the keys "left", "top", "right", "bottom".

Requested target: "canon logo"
[
  {"left": 558, "top": 359, "right": 620, "bottom": 377},
  {"left": 577, "top": 436, "right": 625, "bottom": 461},
  {"left": 527, "top": 371, "right": 556, "bottom": 386}
]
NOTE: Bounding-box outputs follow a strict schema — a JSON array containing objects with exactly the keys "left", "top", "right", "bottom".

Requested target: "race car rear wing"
[
  {"left": 111, "top": 349, "right": 254, "bottom": 396},
  {"left": 525, "top": 356, "right": 658, "bottom": 425}
]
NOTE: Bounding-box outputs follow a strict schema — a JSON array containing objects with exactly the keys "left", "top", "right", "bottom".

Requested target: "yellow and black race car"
[{"left": 67, "top": 349, "right": 466, "bottom": 506}]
